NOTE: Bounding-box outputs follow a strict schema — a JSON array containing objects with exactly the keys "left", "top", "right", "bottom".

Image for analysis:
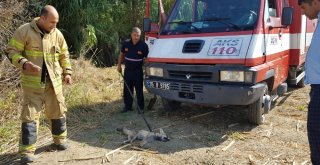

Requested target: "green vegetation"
[
  {"left": 228, "top": 131, "right": 245, "bottom": 140},
  {"left": 297, "top": 105, "right": 307, "bottom": 111}
]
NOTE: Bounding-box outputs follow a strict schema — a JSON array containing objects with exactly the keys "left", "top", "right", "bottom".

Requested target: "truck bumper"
[{"left": 145, "top": 80, "right": 266, "bottom": 106}]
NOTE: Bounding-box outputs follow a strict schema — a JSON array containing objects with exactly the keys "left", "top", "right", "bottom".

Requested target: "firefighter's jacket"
[{"left": 6, "top": 17, "right": 72, "bottom": 94}]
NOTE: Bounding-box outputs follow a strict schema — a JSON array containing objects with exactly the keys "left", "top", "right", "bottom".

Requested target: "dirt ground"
[{"left": 1, "top": 85, "right": 311, "bottom": 165}]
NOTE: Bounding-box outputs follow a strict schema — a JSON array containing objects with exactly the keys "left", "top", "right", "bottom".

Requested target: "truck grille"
[
  {"left": 182, "top": 40, "right": 204, "bottom": 53},
  {"left": 170, "top": 83, "right": 204, "bottom": 93},
  {"left": 169, "top": 70, "right": 212, "bottom": 81}
]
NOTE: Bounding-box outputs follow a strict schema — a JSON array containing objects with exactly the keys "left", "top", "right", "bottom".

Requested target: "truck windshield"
[{"left": 161, "top": 0, "right": 261, "bottom": 35}]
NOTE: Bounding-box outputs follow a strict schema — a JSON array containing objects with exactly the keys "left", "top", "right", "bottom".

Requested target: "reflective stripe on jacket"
[{"left": 6, "top": 17, "right": 72, "bottom": 93}]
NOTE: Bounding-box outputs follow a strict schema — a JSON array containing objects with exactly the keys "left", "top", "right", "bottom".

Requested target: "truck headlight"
[
  {"left": 220, "top": 71, "right": 253, "bottom": 83},
  {"left": 146, "top": 67, "right": 163, "bottom": 77}
]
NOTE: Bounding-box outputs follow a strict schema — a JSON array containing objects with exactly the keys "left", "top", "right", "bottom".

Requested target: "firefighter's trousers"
[{"left": 19, "top": 81, "right": 67, "bottom": 155}]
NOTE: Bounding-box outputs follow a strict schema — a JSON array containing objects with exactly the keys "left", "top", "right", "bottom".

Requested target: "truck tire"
[
  {"left": 161, "top": 98, "right": 181, "bottom": 111},
  {"left": 248, "top": 84, "right": 268, "bottom": 125}
]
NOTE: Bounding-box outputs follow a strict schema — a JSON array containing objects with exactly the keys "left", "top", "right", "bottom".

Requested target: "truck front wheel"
[
  {"left": 161, "top": 98, "right": 181, "bottom": 111},
  {"left": 248, "top": 84, "right": 268, "bottom": 125}
]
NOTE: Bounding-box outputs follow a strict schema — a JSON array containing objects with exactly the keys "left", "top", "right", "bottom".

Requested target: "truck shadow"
[{"left": 274, "top": 86, "right": 304, "bottom": 107}]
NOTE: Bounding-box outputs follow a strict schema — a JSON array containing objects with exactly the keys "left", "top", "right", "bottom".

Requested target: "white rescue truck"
[{"left": 143, "top": 0, "right": 316, "bottom": 124}]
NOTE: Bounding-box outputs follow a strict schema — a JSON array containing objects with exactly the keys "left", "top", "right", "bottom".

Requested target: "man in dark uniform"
[{"left": 117, "top": 27, "right": 149, "bottom": 113}]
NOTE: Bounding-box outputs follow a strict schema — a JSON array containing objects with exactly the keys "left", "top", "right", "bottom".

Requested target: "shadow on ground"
[
  {"left": 0, "top": 153, "right": 20, "bottom": 165},
  {"left": 5, "top": 86, "right": 304, "bottom": 164},
  {"left": 63, "top": 93, "right": 258, "bottom": 155}
]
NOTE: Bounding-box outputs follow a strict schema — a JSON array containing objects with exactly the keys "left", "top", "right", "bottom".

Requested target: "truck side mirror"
[
  {"left": 281, "top": 7, "right": 293, "bottom": 26},
  {"left": 143, "top": 18, "right": 151, "bottom": 32}
]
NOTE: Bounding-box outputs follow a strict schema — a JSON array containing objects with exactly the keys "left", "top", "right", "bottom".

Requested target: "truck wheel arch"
[{"left": 264, "top": 69, "right": 275, "bottom": 91}]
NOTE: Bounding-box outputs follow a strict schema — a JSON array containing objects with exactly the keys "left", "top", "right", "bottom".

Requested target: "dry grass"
[
  {"left": 65, "top": 58, "right": 124, "bottom": 129},
  {"left": 0, "top": 62, "right": 23, "bottom": 155},
  {"left": 0, "top": 0, "right": 29, "bottom": 155},
  {"left": 0, "top": 0, "right": 29, "bottom": 62}
]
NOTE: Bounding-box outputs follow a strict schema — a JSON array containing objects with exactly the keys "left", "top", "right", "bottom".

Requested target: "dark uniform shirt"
[{"left": 121, "top": 39, "right": 149, "bottom": 70}]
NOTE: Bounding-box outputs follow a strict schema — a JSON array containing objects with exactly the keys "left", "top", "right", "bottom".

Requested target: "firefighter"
[
  {"left": 117, "top": 27, "right": 149, "bottom": 113},
  {"left": 5, "top": 5, "right": 72, "bottom": 163}
]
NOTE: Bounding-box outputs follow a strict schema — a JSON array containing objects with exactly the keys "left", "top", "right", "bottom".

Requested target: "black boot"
[{"left": 50, "top": 143, "right": 68, "bottom": 150}]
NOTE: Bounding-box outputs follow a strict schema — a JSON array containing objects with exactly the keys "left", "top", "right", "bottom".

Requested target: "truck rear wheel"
[
  {"left": 161, "top": 98, "right": 181, "bottom": 111},
  {"left": 248, "top": 84, "right": 268, "bottom": 125}
]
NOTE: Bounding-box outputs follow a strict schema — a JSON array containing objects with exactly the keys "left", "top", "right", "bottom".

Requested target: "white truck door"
[{"left": 263, "top": 0, "right": 288, "bottom": 83}]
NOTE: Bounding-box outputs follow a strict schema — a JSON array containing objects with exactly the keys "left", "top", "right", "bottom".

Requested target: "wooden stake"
[
  {"left": 58, "top": 144, "right": 130, "bottom": 163},
  {"left": 222, "top": 140, "right": 235, "bottom": 151},
  {"left": 272, "top": 153, "right": 283, "bottom": 159},
  {"left": 123, "top": 154, "right": 138, "bottom": 164},
  {"left": 105, "top": 144, "right": 131, "bottom": 157},
  {"left": 58, "top": 156, "right": 103, "bottom": 162},
  {"left": 228, "top": 123, "right": 239, "bottom": 128},
  {"left": 190, "top": 111, "right": 215, "bottom": 119},
  {"left": 301, "top": 160, "right": 308, "bottom": 165},
  {"left": 131, "top": 146, "right": 159, "bottom": 154}
]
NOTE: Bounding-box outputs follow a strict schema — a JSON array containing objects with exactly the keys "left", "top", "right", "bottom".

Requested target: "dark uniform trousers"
[
  {"left": 123, "top": 68, "right": 144, "bottom": 111},
  {"left": 308, "top": 84, "right": 320, "bottom": 165}
]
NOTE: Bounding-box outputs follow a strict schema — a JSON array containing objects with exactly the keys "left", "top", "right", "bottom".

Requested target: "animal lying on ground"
[{"left": 116, "top": 127, "right": 170, "bottom": 147}]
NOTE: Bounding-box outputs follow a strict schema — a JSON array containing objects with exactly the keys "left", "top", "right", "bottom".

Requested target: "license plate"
[{"left": 147, "top": 81, "right": 170, "bottom": 90}]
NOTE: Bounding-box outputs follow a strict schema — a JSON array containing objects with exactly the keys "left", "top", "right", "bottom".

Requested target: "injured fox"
[{"left": 116, "top": 127, "right": 170, "bottom": 147}]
